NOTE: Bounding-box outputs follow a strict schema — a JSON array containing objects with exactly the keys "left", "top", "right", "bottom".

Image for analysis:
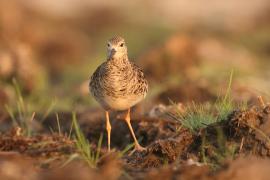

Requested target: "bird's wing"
[
  {"left": 130, "top": 62, "right": 149, "bottom": 96},
  {"left": 89, "top": 62, "right": 106, "bottom": 95}
]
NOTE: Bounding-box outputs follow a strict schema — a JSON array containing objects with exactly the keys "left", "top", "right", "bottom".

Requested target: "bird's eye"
[{"left": 120, "top": 43, "right": 124, "bottom": 47}]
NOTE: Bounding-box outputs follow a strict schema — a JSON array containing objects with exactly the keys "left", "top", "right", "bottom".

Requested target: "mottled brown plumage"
[
  {"left": 89, "top": 36, "right": 148, "bottom": 152},
  {"left": 90, "top": 61, "right": 148, "bottom": 110}
]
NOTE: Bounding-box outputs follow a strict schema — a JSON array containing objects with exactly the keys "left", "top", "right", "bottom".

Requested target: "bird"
[{"left": 89, "top": 36, "right": 148, "bottom": 152}]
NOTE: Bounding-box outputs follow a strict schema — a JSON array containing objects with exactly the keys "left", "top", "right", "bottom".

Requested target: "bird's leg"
[
  {"left": 105, "top": 111, "right": 111, "bottom": 152},
  {"left": 125, "top": 108, "right": 145, "bottom": 151}
]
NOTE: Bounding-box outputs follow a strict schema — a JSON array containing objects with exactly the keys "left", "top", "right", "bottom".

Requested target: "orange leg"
[
  {"left": 125, "top": 108, "right": 145, "bottom": 151},
  {"left": 105, "top": 111, "right": 111, "bottom": 152}
]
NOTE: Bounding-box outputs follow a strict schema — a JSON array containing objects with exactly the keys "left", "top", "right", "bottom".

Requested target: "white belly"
[{"left": 98, "top": 95, "right": 144, "bottom": 111}]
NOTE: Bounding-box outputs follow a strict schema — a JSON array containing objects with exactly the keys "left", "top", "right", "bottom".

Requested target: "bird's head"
[{"left": 107, "top": 36, "right": 127, "bottom": 60}]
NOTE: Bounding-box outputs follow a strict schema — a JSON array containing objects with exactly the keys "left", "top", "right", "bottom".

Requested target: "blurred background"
[{"left": 0, "top": 0, "right": 270, "bottom": 115}]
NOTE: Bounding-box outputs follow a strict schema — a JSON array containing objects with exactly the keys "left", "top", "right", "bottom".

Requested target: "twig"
[
  {"left": 257, "top": 96, "right": 265, "bottom": 108},
  {"left": 239, "top": 137, "right": 244, "bottom": 152}
]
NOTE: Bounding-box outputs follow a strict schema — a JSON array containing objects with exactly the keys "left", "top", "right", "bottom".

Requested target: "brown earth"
[
  {"left": 157, "top": 82, "right": 216, "bottom": 105},
  {"left": 137, "top": 34, "right": 200, "bottom": 82},
  {"left": 0, "top": 104, "right": 270, "bottom": 179}
]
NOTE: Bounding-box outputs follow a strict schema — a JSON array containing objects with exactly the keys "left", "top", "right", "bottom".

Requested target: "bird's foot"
[
  {"left": 135, "top": 144, "right": 146, "bottom": 151},
  {"left": 128, "top": 144, "right": 147, "bottom": 155}
]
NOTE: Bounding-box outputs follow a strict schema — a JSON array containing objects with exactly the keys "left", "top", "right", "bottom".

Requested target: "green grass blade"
[{"left": 95, "top": 133, "right": 103, "bottom": 164}]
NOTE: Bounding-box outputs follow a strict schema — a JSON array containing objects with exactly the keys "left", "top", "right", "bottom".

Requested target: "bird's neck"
[{"left": 107, "top": 55, "right": 130, "bottom": 67}]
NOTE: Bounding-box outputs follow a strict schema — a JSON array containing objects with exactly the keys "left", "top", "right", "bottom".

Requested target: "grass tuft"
[
  {"left": 5, "top": 79, "right": 34, "bottom": 136},
  {"left": 169, "top": 71, "right": 245, "bottom": 169},
  {"left": 5, "top": 79, "right": 57, "bottom": 136},
  {"left": 170, "top": 70, "right": 249, "bottom": 134},
  {"left": 174, "top": 102, "right": 215, "bottom": 133},
  {"left": 72, "top": 112, "right": 102, "bottom": 168}
]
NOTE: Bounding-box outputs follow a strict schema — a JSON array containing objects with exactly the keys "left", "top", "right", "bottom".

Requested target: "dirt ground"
[{"left": 0, "top": 101, "right": 270, "bottom": 180}]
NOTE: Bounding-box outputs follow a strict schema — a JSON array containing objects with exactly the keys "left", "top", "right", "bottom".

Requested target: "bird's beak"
[{"left": 109, "top": 48, "right": 116, "bottom": 59}]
